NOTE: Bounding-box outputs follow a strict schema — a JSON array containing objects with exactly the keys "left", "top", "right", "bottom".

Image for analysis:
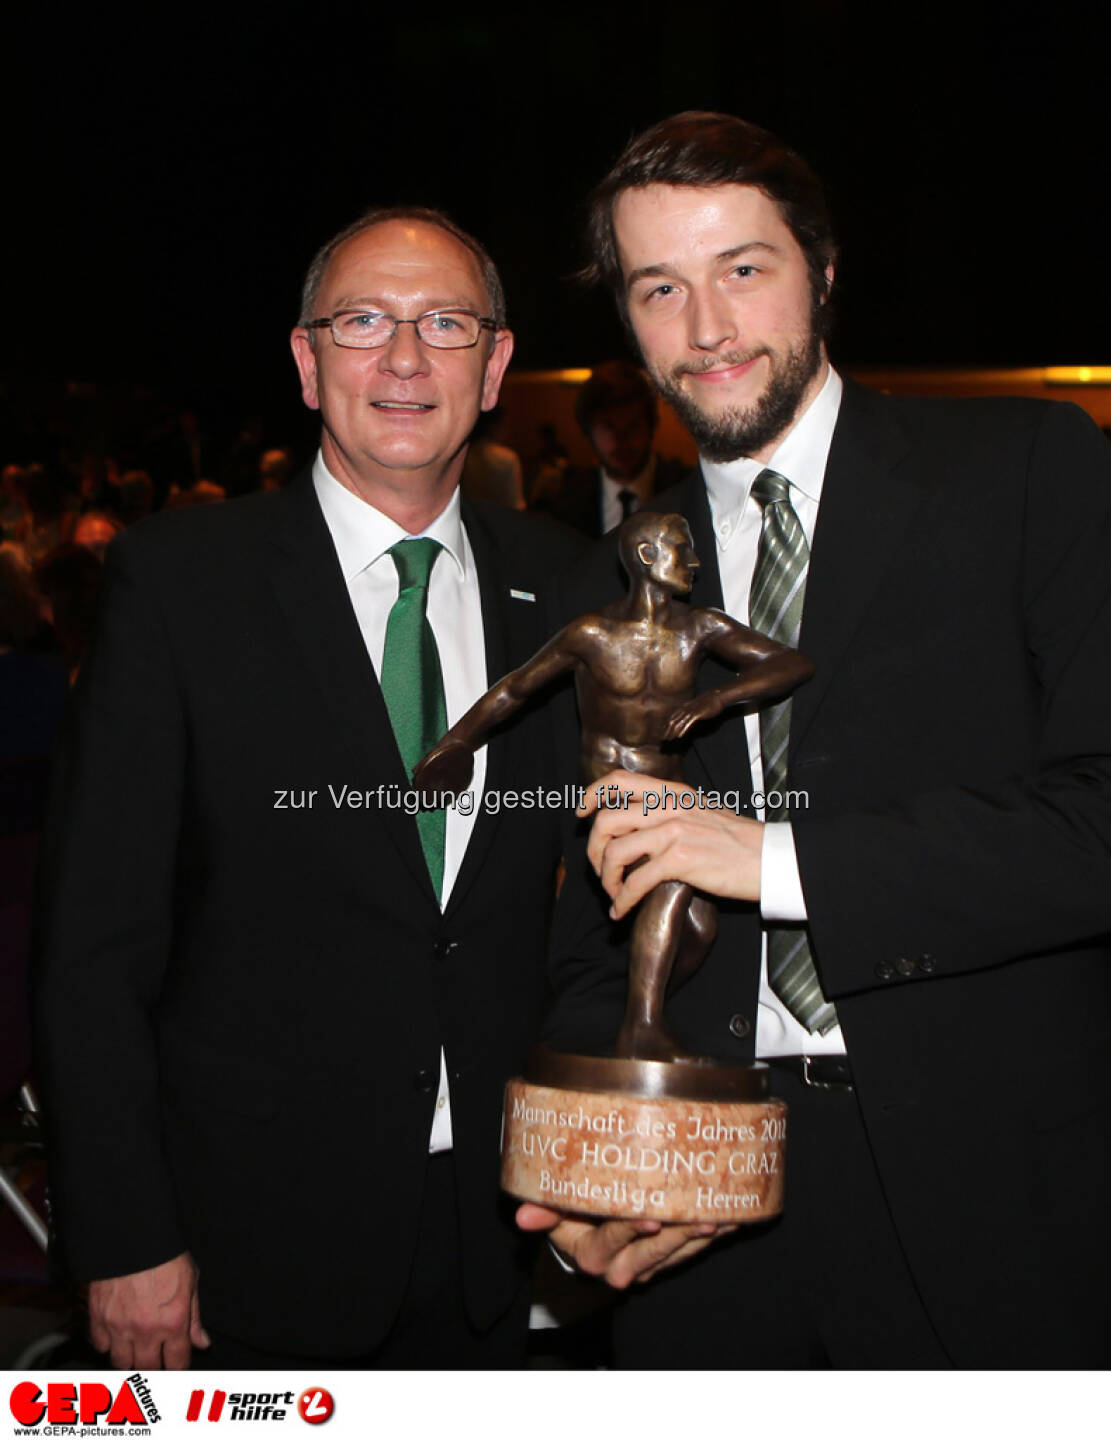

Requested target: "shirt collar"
[
  {"left": 600, "top": 452, "right": 658, "bottom": 499},
  {"left": 312, "top": 451, "right": 468, "bottom": 582},
  {"left": 701, "top": 366, "right": 843, "bottom": 537}
]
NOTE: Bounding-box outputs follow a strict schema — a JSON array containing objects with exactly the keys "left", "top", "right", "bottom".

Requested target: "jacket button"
[
  {"left": 728, "top": 1014, "right": 751, "bottom": 1039},
  {"left": 433, "top": 939, "right": 458, "bottom": 960},
  {"left": 875, "top": 960, "right": 895, "bottom": 980},
  {"left": 413, "top": 1068, "right": 437, "bottom": 1092},
  {"left": 918, "top": 954, "right": 936, "bottom": 973},
  {"left": 895, "top": 956, "right": 916, "bottom": 977}
]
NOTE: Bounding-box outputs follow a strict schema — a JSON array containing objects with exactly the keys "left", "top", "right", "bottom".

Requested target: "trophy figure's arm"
[
  {"left": 414, "top": 626, "right": 584, "bottom": 794},
  {"left": 663, "top": 610, "right": 815, "bottom": 741}
]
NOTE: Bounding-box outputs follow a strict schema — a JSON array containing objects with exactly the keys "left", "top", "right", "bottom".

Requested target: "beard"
[{"left": 649, "top": 314, "right": 824, "bottom": 464}]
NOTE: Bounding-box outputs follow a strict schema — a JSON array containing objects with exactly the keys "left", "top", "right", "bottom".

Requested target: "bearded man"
[{"left": 522, "top": 111, "right": 1111, "bottom": 1370}]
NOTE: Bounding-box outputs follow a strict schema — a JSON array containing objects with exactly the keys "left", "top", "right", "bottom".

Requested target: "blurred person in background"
[
  {"left": 257, "top": 447, "right": 296, "bottom": 492},
  {"left": 531, "top": 360, "right": 684, "bottom": 535},
  {"left": 115, "top": 470, "right": 155, "bottom": 526},
  {"left": 71, "top": 512, "right": 124, "bottom": 558},
  {"left": 162, "top": 478, "right": 227, "bottom": 509},
  {"left": 20, "top": 466, "right": 70, "bottom": 564},
  {"left": 1, "top": 463, "right": 29, "bottom": 540},
  {"left": 0, "top": 542, "right": 68, "bottom": 800},
  {"left": 461, "top": 405, "right": 525, "bottom": 509},
  {"left": 35, "top": 541, "right": 112, "bottom": 681}
]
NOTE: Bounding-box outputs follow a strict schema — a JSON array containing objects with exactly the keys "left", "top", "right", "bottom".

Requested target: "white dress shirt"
[
  {"left": 313, "top": 454, "right": 488, "bottom": 1147},
  {"left": 700, "top": 367, "right": 846, "bottom": 1057}
]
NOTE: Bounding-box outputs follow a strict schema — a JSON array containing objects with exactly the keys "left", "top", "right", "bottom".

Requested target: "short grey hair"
[{"left": 298, "top": 205, "right": 508, "bottom": 329}]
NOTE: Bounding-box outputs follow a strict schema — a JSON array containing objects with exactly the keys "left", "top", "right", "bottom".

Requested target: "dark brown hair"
[
  {"left": 574, "top": 360, "right": 657, "bottom": 436},
  {"left": 584, "top": 112, "right": 837, "bottom": 317}
]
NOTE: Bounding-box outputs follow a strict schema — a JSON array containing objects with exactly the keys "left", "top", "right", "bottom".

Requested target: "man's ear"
[
  {"left": 480, "top": 328, "right": 515, "bottom": 412},
  {"left": 290, "top": 329, "right": 320, "bottom": 410},
  {"left": 636, "top": 540, "right": 657, "bottom": 568},
  {"left": 821, "top": 263, "right": 835, "bottom": 303}
]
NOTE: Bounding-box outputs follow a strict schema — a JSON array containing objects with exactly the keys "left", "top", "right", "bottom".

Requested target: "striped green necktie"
[
  {"left": 379, "top": 538, "right": 447, "bottom": 901},
  {"left": 749, "top": 468, "right": 838, "bottom": 1035}
]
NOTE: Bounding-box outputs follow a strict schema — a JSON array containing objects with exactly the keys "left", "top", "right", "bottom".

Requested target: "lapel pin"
[{"left": 509, "top": 589, "right": 536, "bottom": 602}]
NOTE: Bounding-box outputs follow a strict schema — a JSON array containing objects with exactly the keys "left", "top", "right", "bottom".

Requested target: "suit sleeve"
[
  {"left": 797, "top": 401, "right": 1111, "bottom": 997},
  {"left": 33, "top": 534, "right": 189, "bottom": 1281}
]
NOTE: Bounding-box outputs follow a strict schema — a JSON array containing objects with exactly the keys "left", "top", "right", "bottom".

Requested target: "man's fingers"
[
  {"left": 610, "top": 852, "right": 684, "bottom": 918},
  {"left": 519, "top": 1205, "right": 733, "bottom": 1290},
  {"left": 597, "top": 829, "right": 649, "bottom": 897},
  {"left": 544, "top": 1218, "right": 595, "bottom": 1268},
  {"left": 600, "top": 1223, "right": 713, "bottom": 1289},
  {"left": 598, "top": 807, "right": 764, "bottom": 909},
  {"left": 578, "top": 772, "right": 638, "bottom": 818},
  {"left": 598, "top": 825, "right": 683, "bottom": 902},
  {"left": 108, "top": 1338, "right": 134, "bottom": 1370},
  {"left": 586, "top": 813, "right": 630, "bottom": 876},
  {"left": 583, "top": 1218, "right": 663, "bottom": 1258},
  {"left": 190, "top": 1289, "right": 210, "bottom": 1350},
  {"left": 584, "top": 772, "right": 706, "bottom": 875},
  {"left": 569, "top": 1218, "right": 664, "bottom": 1281},
  {"left": 515, "top": 1207, "right": 652, "bottom": 1278},
  {"left": 161, "top": 1331, "right": 194, "bottom": 1370},
  {"left": 132, "top": 1336, "right": 166, "bottom": 1371},
  {"left": 633, "top": 1222, "right": 741, "bottom": 1283},
  {"left": 586, "top": 800, "right": 661, "bottom": 874},
  {"left": 578, "top": 770, "right": 663, "bottom": 820},
  {"left": 107, "top": 1316, "right": 193, "bottom": 1372},
  {"left": 633, "top": 1233, "right": 720, "bottom": 1283},
  {"left": 515, "top": 1201, "right": 565, "bottom": 1232},
  {"left": 533, "top": 1214, "right": 665, "bottom": 1280}
]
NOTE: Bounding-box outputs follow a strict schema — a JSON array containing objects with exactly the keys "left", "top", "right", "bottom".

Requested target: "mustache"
[{"left": 669, "top": 348, "right": 769, "bottom": 381}]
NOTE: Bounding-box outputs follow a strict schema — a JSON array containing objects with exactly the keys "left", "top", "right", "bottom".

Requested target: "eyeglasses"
[{"left": 306, "top": 308, "right": 498, "bottom": 350}]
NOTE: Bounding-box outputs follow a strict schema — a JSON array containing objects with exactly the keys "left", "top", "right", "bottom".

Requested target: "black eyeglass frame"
[{"left": 305, "top": 307, "right": 499, "bottom": 350}]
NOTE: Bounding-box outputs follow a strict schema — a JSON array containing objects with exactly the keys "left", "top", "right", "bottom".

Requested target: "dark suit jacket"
[
  {"left": 34, "top": 474, "right": 584, "bottom": 1356},
  {"left": 532, "top": 456, "right": 687, "bottom": 537},
  {"left": 548, "top": 381, "right": 1111, "bottom": 1367}
]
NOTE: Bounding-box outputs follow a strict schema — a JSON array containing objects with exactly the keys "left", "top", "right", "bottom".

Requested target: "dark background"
[{"left": 5, "top": 2, "right": 1108, "bottom": 457}]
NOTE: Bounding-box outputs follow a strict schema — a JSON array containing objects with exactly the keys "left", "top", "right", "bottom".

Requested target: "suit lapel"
[
  {"left": 790, "top": 381, "right": 921, "bottom": 753},
  {"left": 264, "top": 474, "right": 437, "bottom": 901},
  {"left": 444, "top": 502, "right": 535, "bottom": 917}
]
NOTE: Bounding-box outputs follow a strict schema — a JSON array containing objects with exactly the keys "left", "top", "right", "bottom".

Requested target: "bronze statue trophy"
[{"left": 415, "top": 513, "right": 813, "bottom": 1223}]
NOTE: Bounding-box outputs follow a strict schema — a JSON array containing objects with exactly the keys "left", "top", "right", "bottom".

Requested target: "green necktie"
[
  {"left": 379, "top": 538, "right": 447, "bottom": 900},
  {"left": 749, "top": 468, "right": 838, "bottom": 1035}
]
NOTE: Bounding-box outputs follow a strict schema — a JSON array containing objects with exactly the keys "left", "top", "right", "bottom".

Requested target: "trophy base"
[{"left": 501, "top": 1046, "right": 786, "bottom": 1223}]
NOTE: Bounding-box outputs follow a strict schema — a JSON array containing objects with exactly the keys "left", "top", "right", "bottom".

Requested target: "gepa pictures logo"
[{"left": 10, "top": 1374, "right": 160, "bottom": 1427}]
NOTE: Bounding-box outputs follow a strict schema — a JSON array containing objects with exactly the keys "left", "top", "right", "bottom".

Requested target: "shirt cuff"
[
  {"left": 760, "top": 823, "right": 808, "bottom": 922},
  {"left": 549, "top": 1239, "right": 577, "bottom": 1274}
]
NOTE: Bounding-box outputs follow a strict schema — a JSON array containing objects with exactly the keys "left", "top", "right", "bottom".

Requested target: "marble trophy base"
[{"left": 502, "top": 1046, "right": 786, "bottom": 1223}]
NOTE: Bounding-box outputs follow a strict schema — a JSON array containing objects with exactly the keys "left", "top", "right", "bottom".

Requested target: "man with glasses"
[{"left": 36, "top": 208, "right": 583, "bottom": 1368}]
